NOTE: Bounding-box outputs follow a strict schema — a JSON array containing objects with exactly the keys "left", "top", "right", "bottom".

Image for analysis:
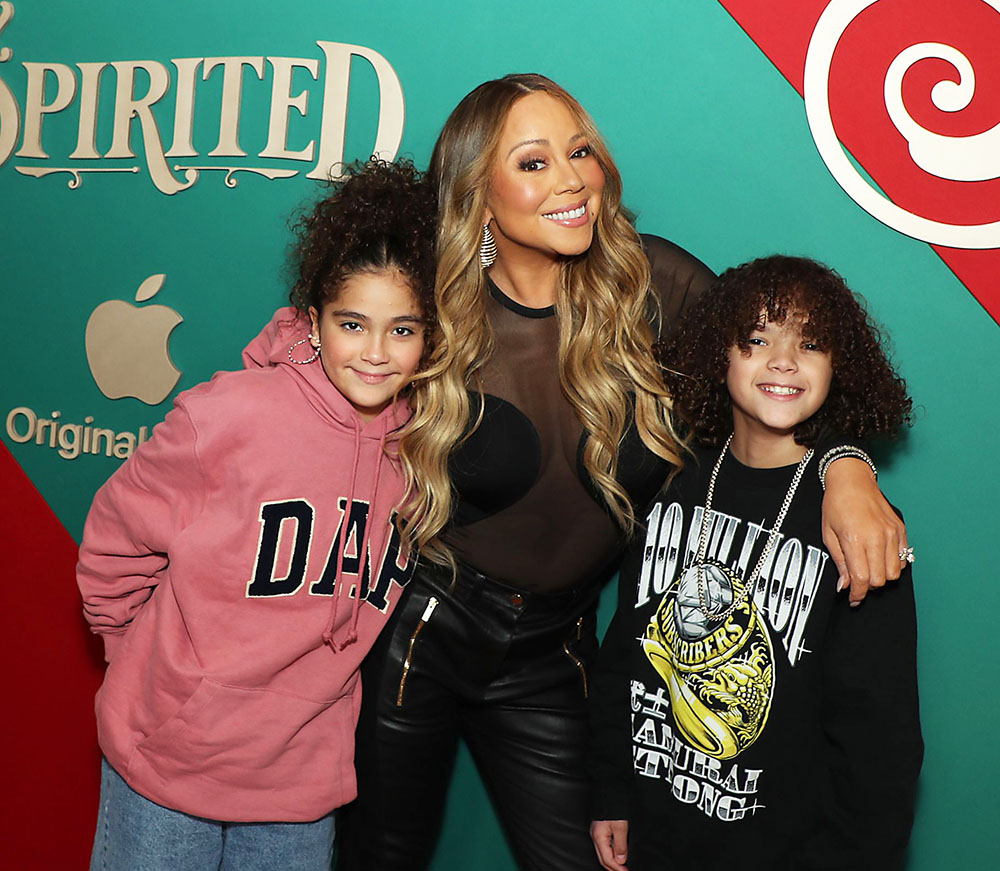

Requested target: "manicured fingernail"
[
  {"left": 837, "top": 576, "right": 847, "bottom": 592},
  {"left": 850, "top": 600, "right": 860, "bottom": 608}
]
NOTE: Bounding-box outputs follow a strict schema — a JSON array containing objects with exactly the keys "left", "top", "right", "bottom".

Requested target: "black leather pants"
[{"left": 336, "top": 562, "right": 602, "bottom": 871}]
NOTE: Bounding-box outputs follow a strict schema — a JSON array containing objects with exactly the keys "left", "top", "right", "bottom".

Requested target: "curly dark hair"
[
  {"left": 289, "top": 158, "right": 437, "bottom": 329},
  {"left": 660, "top": 255, "right": 912, "bottom": 448}
]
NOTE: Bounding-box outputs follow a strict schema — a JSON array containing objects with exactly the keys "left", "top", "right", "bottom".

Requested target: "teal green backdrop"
[{"left": 1, "top": 1, "right": 997, "bottom": 868}]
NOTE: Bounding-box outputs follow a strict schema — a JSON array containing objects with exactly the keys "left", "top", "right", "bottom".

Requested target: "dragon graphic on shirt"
[{"left": 642, "top": 559, "right": 774, "bottom": 759}]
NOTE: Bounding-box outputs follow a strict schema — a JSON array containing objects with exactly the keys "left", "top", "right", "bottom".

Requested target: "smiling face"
[
  {"left": 309, "top": 270, "right": 426, "bottom": 422},
  {"left": 484, "top": 91, "right": 605, "bottom": 264},
  {"left": 726, "top": 314, "right": 833, "bottom": 465}
]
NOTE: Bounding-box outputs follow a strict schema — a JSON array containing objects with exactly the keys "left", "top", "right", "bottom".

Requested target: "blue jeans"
[{"left": 91, "top": 758, "right": 336, "bottom": 871}]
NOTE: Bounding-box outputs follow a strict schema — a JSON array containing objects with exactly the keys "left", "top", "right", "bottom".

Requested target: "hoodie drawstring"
[
  {"left": 342, "top": 431, "right": 384, "bottom": 649},
  {"left": 322, "top": 419, "right": 386, "bottom": 652},
  {"left": 323, "top": 416, "right": 362, "bottom": 650}
]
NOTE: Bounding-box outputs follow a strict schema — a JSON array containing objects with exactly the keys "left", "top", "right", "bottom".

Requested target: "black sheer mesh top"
[{"left": 443, "top": 235, "right": 715, "bottom": 592}]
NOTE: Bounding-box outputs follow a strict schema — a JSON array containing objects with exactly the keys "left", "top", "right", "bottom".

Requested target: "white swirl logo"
[{"left": 804, "top": 0, "right": 1000, "bottom": 249}]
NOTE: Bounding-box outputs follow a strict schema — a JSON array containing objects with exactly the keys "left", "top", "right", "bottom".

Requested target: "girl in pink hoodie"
[{"left": 77, "top": 159, "right": 437, "bottom": 871}]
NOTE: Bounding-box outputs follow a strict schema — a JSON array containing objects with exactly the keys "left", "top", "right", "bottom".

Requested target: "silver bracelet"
[{"left": 818, "top": 446, "right": 878, "bottom": 490}]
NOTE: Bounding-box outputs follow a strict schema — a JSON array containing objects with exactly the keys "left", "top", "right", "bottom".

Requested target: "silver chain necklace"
[{"left": 695, "top": 434, "right": 814, "bottom": 621}]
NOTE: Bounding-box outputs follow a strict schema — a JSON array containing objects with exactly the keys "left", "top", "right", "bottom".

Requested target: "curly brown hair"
[
  {"left": 288, "top": 158, "right": 437, "bottom": 331},
  {"left": 660, "top": 255, "right": 912, "bottom": 448}
]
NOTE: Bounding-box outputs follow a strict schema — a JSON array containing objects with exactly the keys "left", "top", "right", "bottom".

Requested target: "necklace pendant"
[{"left": 683, "top": 559, "right": 740, "bottom": 634}]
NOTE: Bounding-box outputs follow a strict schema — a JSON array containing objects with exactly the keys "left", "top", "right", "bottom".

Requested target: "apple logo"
[{"left": 85, "top": 274, "right": 183, "bottom": 405}]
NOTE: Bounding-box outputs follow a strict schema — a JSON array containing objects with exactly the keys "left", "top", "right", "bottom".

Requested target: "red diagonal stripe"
[
  {"left": 720, "top": 0, "right": 1000, "bottom": 325},
  {"left": 1, "top": 442, "right": 103, "bottom": 867}
]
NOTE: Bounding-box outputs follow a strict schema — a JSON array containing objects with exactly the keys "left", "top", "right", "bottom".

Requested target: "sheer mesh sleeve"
[{"left": 641, "top": 234, "right": 715, "bottom": 339}]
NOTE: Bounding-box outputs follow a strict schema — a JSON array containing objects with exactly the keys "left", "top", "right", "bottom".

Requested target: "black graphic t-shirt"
[{"left": 589, "top": 447, "right": 922, "bottom": 871}]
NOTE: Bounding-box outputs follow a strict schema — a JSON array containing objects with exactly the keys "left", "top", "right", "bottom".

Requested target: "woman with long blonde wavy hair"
[{"left": 330, "top": 75, "right": 906, "bottom": 871}]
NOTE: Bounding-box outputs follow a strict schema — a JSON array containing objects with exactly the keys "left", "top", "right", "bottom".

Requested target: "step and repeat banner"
[{"left": 2, "top": 1, "right": 997, "bottom": 868}]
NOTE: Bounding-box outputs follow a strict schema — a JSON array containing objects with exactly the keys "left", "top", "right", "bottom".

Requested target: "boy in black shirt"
[{"left": 589, "top": 256, "right": 922, "bottom": 871}]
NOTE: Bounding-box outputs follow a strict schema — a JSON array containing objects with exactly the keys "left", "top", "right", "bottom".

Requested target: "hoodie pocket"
[{"left": 132, "top": 677, "right": 355, "bottom": 787}]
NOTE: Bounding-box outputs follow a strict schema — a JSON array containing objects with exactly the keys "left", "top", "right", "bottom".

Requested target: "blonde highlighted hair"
[{"left": 401, "top": 74, "right": 683, "bottom": 565}]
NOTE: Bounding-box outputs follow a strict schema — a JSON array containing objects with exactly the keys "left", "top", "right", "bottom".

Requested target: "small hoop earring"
[
  {"left": 288, "top": 337, "right": 320, "bottom": 365},
  {"left": 480, "top": 223, "right": 498, "bottom": 269}
]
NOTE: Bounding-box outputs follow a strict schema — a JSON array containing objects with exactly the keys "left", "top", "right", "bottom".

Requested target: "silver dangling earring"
[
  {"left": 288, "top": 336, "right": 320, "bottom": 364},
  {"left": 479, "top": 223, "right": 498, "bottom": 269}
]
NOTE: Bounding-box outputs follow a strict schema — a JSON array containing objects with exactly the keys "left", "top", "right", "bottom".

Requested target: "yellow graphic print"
[{"left": 643, "top": 560, "right": 774, "bottom": 760}]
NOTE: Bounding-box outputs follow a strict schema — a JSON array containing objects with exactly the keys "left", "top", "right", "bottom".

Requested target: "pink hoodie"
[{"left": 77, "top": 308, "right": 415, "bottom": 822}]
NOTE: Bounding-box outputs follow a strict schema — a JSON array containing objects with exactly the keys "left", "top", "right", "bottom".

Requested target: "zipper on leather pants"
[
  {"left": 563, "top": 617, "right": 588, "bottom": 699},
  {"left": 396, "top": 596, "right": 439, "bottom": 707}
]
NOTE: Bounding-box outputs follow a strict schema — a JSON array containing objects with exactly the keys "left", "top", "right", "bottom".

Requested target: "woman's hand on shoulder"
[
  {"left": 590, "top": 819, "right": 630, "bottom": 871},
  {"left": 821, "top": 457, "right": 908, "bottom": 605}
]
